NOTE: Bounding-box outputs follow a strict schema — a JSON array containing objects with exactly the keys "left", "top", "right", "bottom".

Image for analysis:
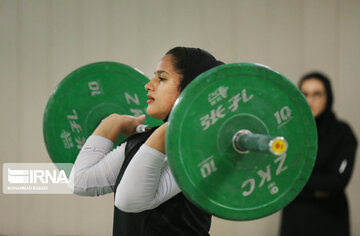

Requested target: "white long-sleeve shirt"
[{"left": 68, "top": 135, "right": 181, "bottom": 212}]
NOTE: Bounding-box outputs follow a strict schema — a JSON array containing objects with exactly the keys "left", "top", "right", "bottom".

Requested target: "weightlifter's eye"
[{"left": 159, "top": 77, "right": 167, "bottom": 82}]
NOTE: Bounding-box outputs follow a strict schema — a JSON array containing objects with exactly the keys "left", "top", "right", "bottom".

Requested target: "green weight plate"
[
  {"left": 43, "top": 62, "right": 161, "bottom": 164},
  {"left": 166, "top": 63, "right": 317, "bottom": 220}
]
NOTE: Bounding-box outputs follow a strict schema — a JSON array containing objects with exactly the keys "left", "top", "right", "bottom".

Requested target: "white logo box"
[{"left": 3, "top": 163, "right": 73, "bottom": 194}]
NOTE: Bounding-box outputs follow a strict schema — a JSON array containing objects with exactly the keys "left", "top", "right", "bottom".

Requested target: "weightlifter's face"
[
  {"left": 145, "top": 54, "right": 181, "bottom": 120},
  {"left": 300, "top": 78, "right": 327, "bottom": 117}
]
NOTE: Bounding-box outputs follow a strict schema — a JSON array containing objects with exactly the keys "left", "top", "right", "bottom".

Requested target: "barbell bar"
[{"left": 232, "top": 130, "right": 288, "bottom": 155}]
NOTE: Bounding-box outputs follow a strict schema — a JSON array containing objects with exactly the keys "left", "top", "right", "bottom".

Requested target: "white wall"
[{"left": 1, "top": 0, "right": 359, "bottom": 235}]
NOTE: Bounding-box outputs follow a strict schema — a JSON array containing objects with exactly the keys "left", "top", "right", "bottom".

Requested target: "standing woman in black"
[{"left": 280, "top": 72, "right": 358, "bottom": 236}]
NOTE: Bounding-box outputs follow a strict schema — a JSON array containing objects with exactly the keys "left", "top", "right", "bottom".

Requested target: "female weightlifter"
[{"left": 69, "top": 47, "right": 223, "bottom": 235}]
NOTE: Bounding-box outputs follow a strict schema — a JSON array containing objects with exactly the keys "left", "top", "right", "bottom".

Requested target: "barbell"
[{"left": 43, "top": 61, "right": 317, "bottom": 220}]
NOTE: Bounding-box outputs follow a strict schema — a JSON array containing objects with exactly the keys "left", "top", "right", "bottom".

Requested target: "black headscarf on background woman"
[
  {"left": 299, "top": 72, "right": 338, "bottom": 174},
  {"left": 299, "top": 72, "right": 336, "bottom": 144},
  {"left": 299, "top": 72, "right": 334, "bottom": 128}
]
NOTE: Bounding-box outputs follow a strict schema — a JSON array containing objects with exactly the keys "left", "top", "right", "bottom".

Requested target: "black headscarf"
[
  {"left": 163, "top": 47, "right": 224, "bottom": 122},
  {"left": 181, "top": 47, "right": 224, "bottom": 90},
  {"left": 298, "top": 72, "right": 335, "bottom": 128},
  {"left": 299, "top": 72, "right": 340, "bottom": 185}
]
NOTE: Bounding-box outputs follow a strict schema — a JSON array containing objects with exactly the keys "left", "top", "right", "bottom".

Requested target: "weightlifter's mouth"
[{"left": 147, "top": 94, "right": 155, "bottom": 104}]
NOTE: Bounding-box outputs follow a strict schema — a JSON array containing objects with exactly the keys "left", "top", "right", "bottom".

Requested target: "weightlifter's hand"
[{"left": 92, "top": 114, "right": 146, "bottom": 142}]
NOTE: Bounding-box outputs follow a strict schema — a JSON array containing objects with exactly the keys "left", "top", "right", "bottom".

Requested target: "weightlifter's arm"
[
  {"left": 144, "top": 122, "right": 167, "bottom": 153},
  {"left": 69, "top": 114, "right": 144, "bottom": 196},
  {"left": 69, "top": 136, "right": 126, "bottom": 196},
  {"left": 115, "top": 122, "right": 181, "bottom": 212},
  {"left": 115, "top": 145, "right": 180, "bottom": 212},
  {"left": 69, "top": 116, "right": 179, "bottom": 201},
  {"left": 92, "top": 114, "right": 146, "bottom": 141}
]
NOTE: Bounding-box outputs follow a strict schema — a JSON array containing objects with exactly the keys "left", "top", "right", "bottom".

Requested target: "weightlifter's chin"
[
  {"left": 146, "top": 106, "right": 163, "bottom": 121},
  {"left": 146, "top": 105, "right": 161, "bottom": 120}
]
